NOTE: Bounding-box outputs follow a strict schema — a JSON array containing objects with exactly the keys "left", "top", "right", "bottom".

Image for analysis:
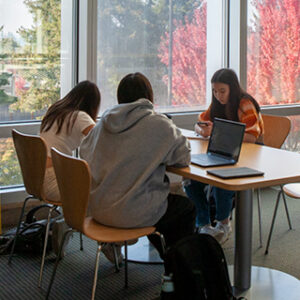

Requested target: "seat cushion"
[
  {"left": 283, "top": 183, "right": 300, "bottom": 199},
  {"left": 83, "top": 216, "right": 155, "bottom": 243}
]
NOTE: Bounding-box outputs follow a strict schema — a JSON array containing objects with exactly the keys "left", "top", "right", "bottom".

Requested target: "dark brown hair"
[
  {"left": 210, "top": 68, "right": 260, "bottom": 121},
  {"left": 117, "top": 72, "right": 153, "bottom": 104},
  {"left": 40, "top": 80, "right": 101, "bottom": 134}
]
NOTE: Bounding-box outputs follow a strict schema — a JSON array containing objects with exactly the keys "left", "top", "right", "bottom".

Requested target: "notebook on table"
[
  {"left": 207, "top": 167, "right": 264, "bottom": 179},
  {"left": 179, "top": 128, "right": 209, "bottom": 140},
  {"left": 191, "top": 118, "right": 246, "bottom": 167}
]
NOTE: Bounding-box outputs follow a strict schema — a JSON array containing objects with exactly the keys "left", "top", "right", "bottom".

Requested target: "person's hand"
[{"left": 194, "top": 120, "right": 213, "bottom": 137}]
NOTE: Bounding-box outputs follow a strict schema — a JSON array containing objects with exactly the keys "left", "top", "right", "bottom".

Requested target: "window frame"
[{"left": 1, "top": 0, "right": 300, "bottom": 204}]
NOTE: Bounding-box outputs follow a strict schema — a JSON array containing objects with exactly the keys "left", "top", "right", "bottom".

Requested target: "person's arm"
[
  {"left": 194, "top": 108, "right": 213, "bottom": 137},
  {"left": 243, "top": 132, "right": 257, "bottom": 143},
  {"left": 74, "top": 111, "right": 96, "bottom": 136},
  {"left": 239, "top": 99, "right": 263, "bottom": 144},
  {"left": 164, "top": 124, "right": 191, "bottom": 167},
  {"left": 194, "top": 120, "right": 213, "bottom": 137},
  {"left": 46, "top": 123, "right": 95, "bottom": 168},
  {"left": 82, "top": 124, "right": 95, "bottom": 136}
]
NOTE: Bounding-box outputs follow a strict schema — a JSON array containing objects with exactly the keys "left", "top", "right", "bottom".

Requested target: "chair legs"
[
  {"left": 46, "top": 228, "right": 74, "bottom": 300},
  {"left": 112, "top": 244, "right": 120, "bottom": 272},
  {"left": 80, "top": 233, "right": 83, "bottom": 250},
  {"left": 8, "top": 195, "right": 36, "bottom": 264},
  {"left": 46, "top": 233, "right": 166, "bottom": 299},
  {"left": 281, "top": 186, "right": 293, "bottom": 230},
  {"left": 265, "top": 185, "right": 293, "bottom": 255},
  {"left": 154, "top": 231, "right": 166, "bottom": 255},
  {"left": 38, "top": 205, "right": 57, "bottom": 287},
  {"left": 122, "top": 232, "right": 165, "bottom": 289},
  {"left": 91, "top": 243, "right": 102, "bottom": 300},
  {"left": 124, "top": 241, "right": 128, "bottom": 288},
  {"left": 256, "top": 189, "right": 263, "bottom": 248},
  {"left": 92, "top": 241, "right": 130, "bottom": 298}
]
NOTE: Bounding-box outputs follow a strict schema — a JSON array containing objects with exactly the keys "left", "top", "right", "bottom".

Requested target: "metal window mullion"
[
  {"left": 72, "top": 0, "right": 80, "bottom": 86},
  {"left": 223, "top": 0, "right": 230, "bottom": 68},
  {"left": 239, "top": 0, "right": 248, "bottom": 89}
]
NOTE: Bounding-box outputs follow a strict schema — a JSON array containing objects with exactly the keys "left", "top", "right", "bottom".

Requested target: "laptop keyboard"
[
  {"left": 196, "top": 155, "right": 228, "bottom": 163},
  {"left": 191, "top": 153, "right": 236, "bottom": 167}
]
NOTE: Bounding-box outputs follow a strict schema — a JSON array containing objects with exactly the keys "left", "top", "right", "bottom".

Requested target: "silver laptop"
[{"left": 191, "top": 118, "right": 245, "bottom": 167}]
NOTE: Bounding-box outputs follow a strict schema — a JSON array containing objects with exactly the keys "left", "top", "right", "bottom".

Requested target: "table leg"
[{"left": 234, "top": 189, "right": 253, "bottom": 294}]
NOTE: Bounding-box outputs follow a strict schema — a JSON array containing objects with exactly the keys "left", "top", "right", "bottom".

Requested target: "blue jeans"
[{"left": 183, "top": 180, "right": 234, "bottom": 226}]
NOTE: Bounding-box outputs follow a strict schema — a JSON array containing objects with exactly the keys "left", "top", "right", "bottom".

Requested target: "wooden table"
[{"left": 167, "top": 137, "right": 300, "bottom": 295}]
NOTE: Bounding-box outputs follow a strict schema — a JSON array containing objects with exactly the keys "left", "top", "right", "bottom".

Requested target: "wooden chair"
[
  {"left": 256, "top": 114, "right": 292, "bottom": 252},
  {"left": 46, "top": 148, "right": 165, "bottom": 300},
  {"left": 262, "top": 114, "right": 291, "bottom": 148},
  {"left": 9, "top": 129, "right": 82, "bottom": 288},
  {"left": 265, "top": 183, "right": 300, "bottom": 254}
]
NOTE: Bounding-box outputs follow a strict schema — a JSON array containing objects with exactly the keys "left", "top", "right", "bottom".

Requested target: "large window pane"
[
  {"left": 0, "top": 0, "right": 73, "bottom": 189},
  {"left": 247, "top": 0, "right": 300, "bottom": 106},
  {"left": 0, "top": 137, "right": 22, "bottom": 187},
  {"left": 96, "top": 0, "right": 209, "bottom": 113},
  {"left": 0, "top": 0, "right": 72, "bottom": 123}
]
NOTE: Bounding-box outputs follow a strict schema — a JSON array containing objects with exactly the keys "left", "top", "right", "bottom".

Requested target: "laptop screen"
[{"left": 207, "top": 118, "right": 245, "bottom": 160}]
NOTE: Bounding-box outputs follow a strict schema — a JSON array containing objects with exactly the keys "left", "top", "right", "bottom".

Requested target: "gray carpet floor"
[
  {"left": 1, "top": 187, "right": 300, "bottom": 299},
  {"left": 224, "top": 187, "right": 300, "bottom": 280}
]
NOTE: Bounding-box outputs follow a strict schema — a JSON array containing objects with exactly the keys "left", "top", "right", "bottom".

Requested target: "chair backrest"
[
  {"left": 51, "top": 147, "right": 90, "bottom": 232},
  {"left": 12, "top": 129, "right": 47, "bottom": 199},
  {"left": 261, "top": 114, "right": 291, "bottom": 149}
]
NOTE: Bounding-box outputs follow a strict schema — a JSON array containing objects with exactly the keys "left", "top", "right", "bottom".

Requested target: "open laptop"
[{"left": 191, "top": 118, "right": 246, "bottom": 167}]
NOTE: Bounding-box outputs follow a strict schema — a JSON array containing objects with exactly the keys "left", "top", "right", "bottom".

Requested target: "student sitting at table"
[
  {"left": 184, "top": 68, "right": 264, "bottom": 244},
  {"left": 80, "top": 72, "right": 196, "bottom": 267},
  {"left": 40, "top": 81, "right": 101, "bottom": 255},
  {"left": 40, "top": 80, "right": 101, "bottom": 202}
]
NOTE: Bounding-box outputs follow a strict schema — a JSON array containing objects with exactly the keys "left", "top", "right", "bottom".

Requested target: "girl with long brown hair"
[
  {"left": 40, "top": 80, "right": 101, "bottom": 201},
  {"left": 185, "top": 68, "right": 264, "bottom": 244}
]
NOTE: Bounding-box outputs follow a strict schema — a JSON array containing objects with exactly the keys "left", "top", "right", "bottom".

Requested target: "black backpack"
[
  {"left": 0, "top": 204, "right": 61, "bottom": 255},
  {"left": 164, "top": 233, "right": 238, "bottom": 300}
]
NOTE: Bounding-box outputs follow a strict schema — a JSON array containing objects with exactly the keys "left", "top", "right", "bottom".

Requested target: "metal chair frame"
[
  {"left": 256, "top": 114, "right": 292, "bottom": 250},
  {"left": 46, "top": 147, "right": 166, "bottom": 300},
  {"left": 9, "top": 129, "right": 83, "bottom": 288}
]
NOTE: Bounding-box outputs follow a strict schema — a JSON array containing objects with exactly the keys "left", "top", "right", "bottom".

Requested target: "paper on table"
[{"left": 179, "top": 128, "right": 209, "bottom": 140}]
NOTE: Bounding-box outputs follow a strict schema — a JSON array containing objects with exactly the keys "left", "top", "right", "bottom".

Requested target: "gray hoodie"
[{"left": 80, "top": 98, "right": 191, "bottom": 228}]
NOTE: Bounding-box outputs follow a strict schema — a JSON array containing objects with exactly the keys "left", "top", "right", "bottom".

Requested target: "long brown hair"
[
  {"left": 40, "top": 80, "right": 101, "bottom": 134},
  {"left": 117, "top": 72, "right": 154, "bottom": 104},
  {"left": 210, "top": 68, "right": 260, "bottom": 121}
]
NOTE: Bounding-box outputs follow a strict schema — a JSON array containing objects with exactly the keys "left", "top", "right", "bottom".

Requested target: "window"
[
  {"left": 247, "top": 0, "right": 299, "bottom": 106},
  {"left": 0, "top": 0, "right": 68, "bottom": 122},
  {"left": 96, "top": 0, "right": 222, "bottom": 114},
  {"left": 0, "top": 0, "right": 73, "bottom": 188},
  {"left": 0, "top": 137, "right": 21, "bottom": 186},
  {"left": 245, "top": 0, "right": 300, "bottom": 153},
  {"left": 0, "top": 0, "right": 299, "bottom": 192}
]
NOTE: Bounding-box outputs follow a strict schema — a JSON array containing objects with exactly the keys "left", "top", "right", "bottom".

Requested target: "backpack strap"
[{"left": 25, "top": 204, "right": 61, "bottom": 224}]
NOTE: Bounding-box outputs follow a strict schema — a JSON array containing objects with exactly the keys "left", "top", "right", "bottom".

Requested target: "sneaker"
[
  {"left": 199, "top": 224, "right": 223, "bottom": 240},
  {"left": 101, "top": 243, "right": 123, "bottom": 265},
  {"left": 215, "top": 222, "right": 232, "bottom": 244}
]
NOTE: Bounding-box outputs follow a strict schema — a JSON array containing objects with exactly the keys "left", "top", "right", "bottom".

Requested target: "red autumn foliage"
[
  {"left": 159, "top": 0, "right": 299, "bottom": 107},
  {"left": 14, "top": 76, "right": 27, "bottom": 96},
  {"left": 158, "top": 3, "right": 207, "bottom": 107},
  {"left": 247, "top": 0, "right": 300, "bottom": 105}
]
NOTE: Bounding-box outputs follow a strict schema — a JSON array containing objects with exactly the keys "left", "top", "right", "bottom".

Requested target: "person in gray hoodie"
[{"left": 80, "top": 72, "right": 196, "bottom": 264}]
